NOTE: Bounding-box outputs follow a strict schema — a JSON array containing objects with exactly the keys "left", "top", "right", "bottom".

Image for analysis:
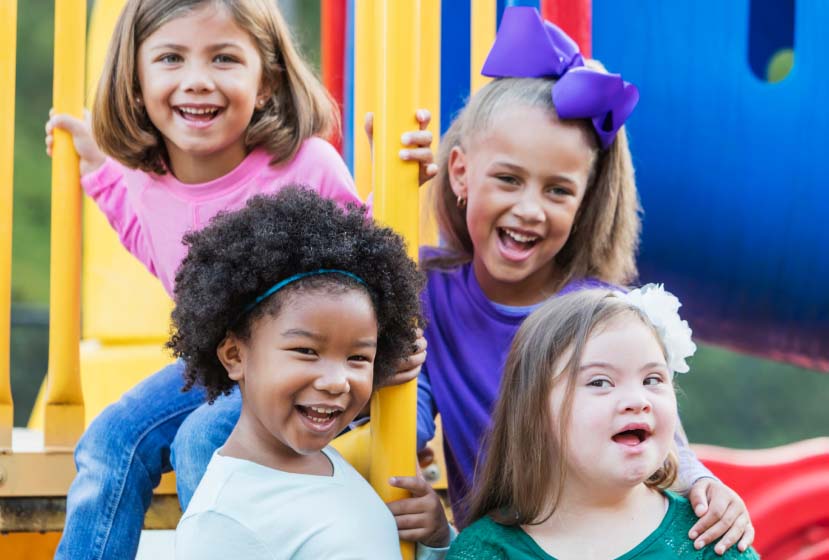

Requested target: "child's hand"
[
  {"left": 364, "top": 109, "right": 437, "bottom": 186},
  {"left": 376, "top": 329, "right": 427, "bottom": 388},
  {"left": 688, "top": 477, "right": 754, "bottom": 555},
  {"left": 46, "top": 109, "right": 106, "bottom": 176},
  {"left": 388, "top": 470, "right": 450, "bottom": 548}
]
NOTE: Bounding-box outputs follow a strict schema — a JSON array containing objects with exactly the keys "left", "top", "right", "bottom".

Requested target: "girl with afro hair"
[{"left": 170, "top": 186, "right": 451, "bottom": 559}]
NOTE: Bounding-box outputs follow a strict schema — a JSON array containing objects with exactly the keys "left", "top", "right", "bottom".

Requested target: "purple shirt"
[{"left": 416, "top": 250, "right": 713, "bottom": 516}]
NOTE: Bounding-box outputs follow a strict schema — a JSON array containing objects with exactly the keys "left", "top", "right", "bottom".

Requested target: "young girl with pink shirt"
[{"left": 45, "top": 0, "right": 429, "bottom": 557}]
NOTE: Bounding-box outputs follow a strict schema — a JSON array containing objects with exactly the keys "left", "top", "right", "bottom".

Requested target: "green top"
[{"left": 447, "top": 492, "right": 760, "bottom": 559}]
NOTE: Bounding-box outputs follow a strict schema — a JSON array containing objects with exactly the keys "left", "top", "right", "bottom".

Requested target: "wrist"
[{"left": 80, "top": 155, "right": 106, "bottom": 177}]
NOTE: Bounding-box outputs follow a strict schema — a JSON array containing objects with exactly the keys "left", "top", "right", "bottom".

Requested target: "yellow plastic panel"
[
  {"left": 29, "top": 342, "right": 173, "bottom": 430},
  {"left": 82, "top": 203, "right": 173, "bottom": 342},
  {"left": 83, "top": 0, "right": 172, "bottom": 343},
  {"left": 78, "top": 342, "right": 174, "bottom": 425}
]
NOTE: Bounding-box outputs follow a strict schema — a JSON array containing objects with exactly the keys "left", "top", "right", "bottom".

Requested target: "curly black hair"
[{"left": 167, "top": 186, "right": 425, "bottom": 403}]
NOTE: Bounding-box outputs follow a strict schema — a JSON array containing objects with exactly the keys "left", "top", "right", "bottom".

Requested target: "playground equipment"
[{"left": 1, "top": 0, "right": 827, "bottom": 558}]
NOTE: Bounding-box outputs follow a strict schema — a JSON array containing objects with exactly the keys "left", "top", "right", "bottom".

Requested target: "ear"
[
  {"left": 217, "top": 333, "right": 246, "bottom": 382},
  {"left": 448, "top": 146, "right": 468, "bottom": 200},
  {"left": 256, "top": 81, "right": 273, "bottom": 109}
]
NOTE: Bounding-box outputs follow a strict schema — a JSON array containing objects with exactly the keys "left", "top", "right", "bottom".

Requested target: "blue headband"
[{"left": 239, "top": 269, "right": 367, "bottom": 319}]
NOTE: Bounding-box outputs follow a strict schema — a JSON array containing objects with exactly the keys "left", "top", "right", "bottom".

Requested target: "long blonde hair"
[
  {"left": 464, "top": 289, "right": 678, "bottom": 528},
  {"left": 429, "top": 73, "right": 641, "bottom": 290},
  {"left": 93, "top": 0, "right": 338, "bottom": 174}
]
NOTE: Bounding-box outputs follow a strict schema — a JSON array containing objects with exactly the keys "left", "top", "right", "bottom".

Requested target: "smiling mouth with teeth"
[
  {"left": 296, "top": 405, "right": 343, "bottom": 424},
  {"left": 498, "top": 227, "right": 540, "bottom": 249},
  {"left": 176, "top": 106, "right": 221, "bottom": 121}
]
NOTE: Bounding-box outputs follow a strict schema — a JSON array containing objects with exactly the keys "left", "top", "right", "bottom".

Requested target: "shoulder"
[
  {"left": 293, "top": 136, "right": 345, "bottom": 165},
  {"left": 448, "top": 517, "right": 515, "bottom": 559},
  {"left": 420, "top": 247, "right": 467, "bottom": 285},
  {"left": 663, "top": 493, "right": 760, "bottom": 559}
]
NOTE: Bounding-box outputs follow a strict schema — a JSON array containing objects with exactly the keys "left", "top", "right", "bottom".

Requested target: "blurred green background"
[{"left": 8, "top": 0, "right": 828, "bottom": 447}]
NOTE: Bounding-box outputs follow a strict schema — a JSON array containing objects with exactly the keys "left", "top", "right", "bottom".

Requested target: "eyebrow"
[
  {"left": 578, "top": 361, "right": 668, "bottom": 372},
  {"left": 578, "top": 361, "right": 617, "bottom": 372},
  {"left": 281, "top": 329, "right": 377, "bottom": 348},
  {"left": 148, "top": 42, "right": 245, "bottom": 52}
]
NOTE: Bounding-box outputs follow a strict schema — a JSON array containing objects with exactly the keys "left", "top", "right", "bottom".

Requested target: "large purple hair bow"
[{"left": 481, "top": 7, "right": 638, "bottom": 149}]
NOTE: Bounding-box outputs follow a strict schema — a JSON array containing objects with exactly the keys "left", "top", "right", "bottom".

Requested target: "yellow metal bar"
[
  {"left": 44, "top": 0, "right": 87, "bottom": 450},
  {"left": 470, "top": 0, "right": 496, "bottom": 93},
  {"left": 370, "top": 1, "right": 420, "bottom": 558},
  {"left": 353, "top": 0, "right": 375, "bottom": 201},
  {"left": 0, "top": 0, "right": 17, "bottom": 451},
  {"left": 417, "top": 0, "right": 440, "bottom": 247}
]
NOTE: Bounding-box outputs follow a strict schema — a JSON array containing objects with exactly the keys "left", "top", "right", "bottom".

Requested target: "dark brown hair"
[
  {"left": 465, "top": 289, "right": 678, "bottom": 528},
  {"left": 92, "top": 0, "right": 338, "bottom": 174}
]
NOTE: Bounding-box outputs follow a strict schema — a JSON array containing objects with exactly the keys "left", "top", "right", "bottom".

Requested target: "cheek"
[
  {"left": 350, "top": 371, "right": 374, "bottom": 406},
  {"left": 656, "top": 392, "right": 678, "bottom": 435},
  {"left": 546, "top": 203, "right": 581, "bottom": 238}
]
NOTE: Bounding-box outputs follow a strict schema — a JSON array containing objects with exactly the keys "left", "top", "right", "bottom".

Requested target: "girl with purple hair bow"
[{"left": 416, "top": 6, "right": 754, "bottom": 555}]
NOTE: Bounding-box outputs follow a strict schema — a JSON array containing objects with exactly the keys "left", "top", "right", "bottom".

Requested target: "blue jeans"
[{"left": 55, "top": 361, "right": 242, "bottom": 560}]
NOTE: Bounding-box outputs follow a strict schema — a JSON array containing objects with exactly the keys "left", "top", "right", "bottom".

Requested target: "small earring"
[
  {"left": 256, "top": 97, "right": 267, "bottom": 108},
  {"left": 135, "top": 95, "right": 142, "bottom": 105},
  {"left": 456, "top": 195, "right": 467, "bottom": 209}
]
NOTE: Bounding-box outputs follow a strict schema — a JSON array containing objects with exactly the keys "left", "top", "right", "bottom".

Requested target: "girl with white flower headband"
[
  {"left": 448, "top": 286, "right": 760, "bottom": 560},
  {"left": 419, "top": 5, "right": 753, "bottom": 555}
]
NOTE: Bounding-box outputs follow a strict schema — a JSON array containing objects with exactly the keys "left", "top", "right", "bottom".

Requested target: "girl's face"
[
  {"left": 222, "top": 289, "right": 377, "bottom": 461},
  {"left": 449, "top": 105, "right": 594, "bottom": 306},
  {"left": 137, "top": 3, "right": 267, "bottom": 182},
  {"left": 551, "top": 316, "right": 677, "bottom": 494}
]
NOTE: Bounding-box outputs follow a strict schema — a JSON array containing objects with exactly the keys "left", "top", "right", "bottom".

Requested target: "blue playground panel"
[{"left": 593, "top": 0, "right": 828, "bottom": 370}]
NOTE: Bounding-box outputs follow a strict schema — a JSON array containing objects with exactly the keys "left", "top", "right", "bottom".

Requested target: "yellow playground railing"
[{"left": 0, "top": 0, "right": 475, "bottom": 558}]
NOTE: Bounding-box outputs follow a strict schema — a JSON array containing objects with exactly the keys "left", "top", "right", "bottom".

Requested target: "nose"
[
  {"left": 181, "top": 62, "right": 215, "bottom": 94},
  {"left": 618, "top": 386, "right": 652, "bottom": 414},
  {"left": 511, "top": 187, "right": 545, "bottom": 223},
  {"left": 312, "top": 363, "right": 351, "bottom": 395}
]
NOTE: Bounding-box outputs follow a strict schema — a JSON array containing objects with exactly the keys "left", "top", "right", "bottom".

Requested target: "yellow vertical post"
[
  {"left": 370, "top": 1, "right": 419, "bottom": 558},
  {"left": 470, "top": 0, "right": 496, "bottom": 93},
  {"left": 44, "top": 0, "right": 87, "bottom": 450},
  {"left": 417, "top": 0, "right": 440, "bottom": 247},
  {"left": 0, "top": 0, "right": 18, "bottom": 451},
  {"left": 353, "top": 0, "right": 375, "bottom": 201}
]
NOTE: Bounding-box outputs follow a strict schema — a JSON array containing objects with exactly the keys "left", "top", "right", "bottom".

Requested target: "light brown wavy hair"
[
  {"left": 428, "top": 70, "right": 641, "bottom": 290},
  {"left": 464, "top": 289, "right": 679, "bottom": 528},
  {"left": 92, "top": 0, "right": 338, "bottom": 174}
]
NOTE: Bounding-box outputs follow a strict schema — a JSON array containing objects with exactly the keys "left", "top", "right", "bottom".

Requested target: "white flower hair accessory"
[{"left": 615, "top": 284, "right": 697, "bottom": 373}]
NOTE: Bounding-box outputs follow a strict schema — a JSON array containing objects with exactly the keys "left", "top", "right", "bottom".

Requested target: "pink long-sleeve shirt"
[{"left": 81, "top": 138, "right": 360, "bottom": 297}]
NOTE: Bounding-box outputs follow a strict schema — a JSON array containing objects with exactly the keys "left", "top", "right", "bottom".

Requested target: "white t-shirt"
[{"left": 175, "top": 447, "right": 447, "bottom": 559}]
